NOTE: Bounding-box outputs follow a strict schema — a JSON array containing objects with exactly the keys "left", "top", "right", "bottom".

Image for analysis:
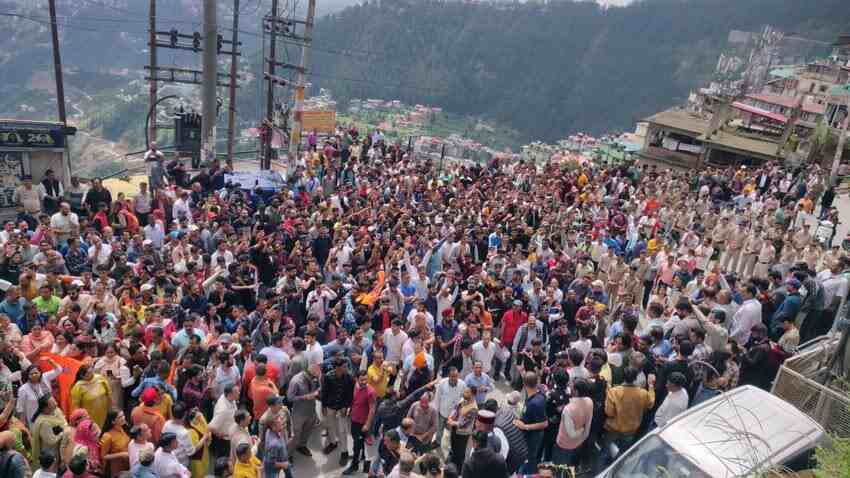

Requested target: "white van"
[{"left": 598, "top": 385, "right": 827, "bottom": 478}]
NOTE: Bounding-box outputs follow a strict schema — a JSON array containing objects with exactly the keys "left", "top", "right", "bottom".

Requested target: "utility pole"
[
  {"left": 201, "top": 0, "right": 218, "bottom": 165},
  {"left": 226, "top": 0, "right": 240, "bottom": 169},
  {"left": 263, "top": 0, "right": 279, "bottom": 170},
  {"left": 47, "top": 0, "right": 67, "bottom": 124},
  {"left": 288, "top": 0, "right": 316, "bottom": 160},
  {"left": 48, "top": 0, "right": 70, "bottom": 184},
  {"left": 148, "top": 0, "right": 158, "bottom": 145}
]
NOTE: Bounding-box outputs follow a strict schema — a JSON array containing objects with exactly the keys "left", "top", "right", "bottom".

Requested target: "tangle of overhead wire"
[
  {"left": 308, "top": 71, "right": 447, "bottom": 95},
  {"left": 1, "top": 9, "right": 393, "bottom": 59}
]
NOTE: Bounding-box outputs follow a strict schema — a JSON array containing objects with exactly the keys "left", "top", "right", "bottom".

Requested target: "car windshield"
[{"left": 609, "top": 435, "right": 710, "bottom": 478}]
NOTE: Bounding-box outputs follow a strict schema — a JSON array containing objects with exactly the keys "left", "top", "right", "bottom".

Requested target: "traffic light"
[
  {"left": 192, "top": 32, "right": 201, "bottom": 51},
  {"left": 169, "top": 29, "right": 179, "bottom": 47},
  {"left": 217, "top": 34, "right": 224, "bottom": 53}
]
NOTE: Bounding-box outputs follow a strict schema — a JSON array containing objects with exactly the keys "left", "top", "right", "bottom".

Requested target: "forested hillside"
[{"left": 311, "top": 0, "right": 850, "bottom": 141}]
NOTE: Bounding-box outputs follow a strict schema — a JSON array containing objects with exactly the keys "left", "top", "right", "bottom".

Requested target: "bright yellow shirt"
[
  {"left": 367, "top": 363, "right": 389, "bottom": 398},
  {"left": 233, "top": 455, "right": 262, "bottom": 478}
]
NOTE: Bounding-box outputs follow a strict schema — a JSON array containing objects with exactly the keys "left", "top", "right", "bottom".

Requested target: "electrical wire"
[
  {"left": 1, "top": 9, "right": 392, "bottom": 58},
  {"left": 309, "top": 71, "right": 447, "bottom": 94}
]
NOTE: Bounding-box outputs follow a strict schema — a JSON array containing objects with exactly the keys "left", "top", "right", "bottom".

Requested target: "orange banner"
[{"left": 38, "top": 353, "right": 84, "bottom": 418}]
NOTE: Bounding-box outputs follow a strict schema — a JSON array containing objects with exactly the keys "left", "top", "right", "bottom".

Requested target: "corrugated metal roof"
[
  {"left": 643, "top": 109, "right": 709, "bottom": 135},
  {"left": 769, "top": 66, "right": 798, "bottom": 80},
  {"left": 732, "top": 101, "right": 788, "bottom": 123}
]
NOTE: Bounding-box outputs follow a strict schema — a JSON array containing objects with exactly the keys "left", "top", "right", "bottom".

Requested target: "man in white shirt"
[
  {"left": 729, "top": 283, "right": 763, "bottom": 346},
  {"left": 13, "top": 177, "right": 44, "bottom": 215},
  {"left": 144, "top": 219, "right": 166, "bottom": 249},
  {"left": 87, "top": 235, "right": 113, "bottom": 267},
  {"left": 49, "top": 202, "right": 78, "bottom": 244},
  {"left": 303, "top": 331, "right": 325, "bottom": 366},
  {"left": 260, "top": 333, "right": 292, "bottom": 378},
  {"left": 433, "top": 367, "right": 466, "bottom": 451},
  {"left": 153, "top": 432, "right": 191, "bottom": 478},
  {"left": 210, "top": 242, "right": 235, "bottom": 268},
  {"left": 383, "top": 319, "right": 409, "bottom": 365},
  {"left": 172, "top": 190, "right": 192, "bottom": 222},
  {"left": 162, "top": 403, "right": 210, "bottom": 467},
  {"left": 471, "top": 331, "right": 498, "bottom": 375},
  {"left": 654, "top": 372, "right": 689, "bottom": 428},
  {"left": 144, "top": 142, "right": 165, "bottom": 162},
  {"left": 208, "top": 385, "right": 239, "bottom": 441},
  {"left": 305, "top": 284, "right": 338, "bottom": 321}
]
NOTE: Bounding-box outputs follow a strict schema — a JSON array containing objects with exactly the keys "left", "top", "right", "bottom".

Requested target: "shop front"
[{"left": 0, "top": 119, "right": 71, "bottom": 210}]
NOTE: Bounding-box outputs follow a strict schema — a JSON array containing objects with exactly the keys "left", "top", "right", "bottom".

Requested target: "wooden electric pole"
[
  {"left": 263, "top": 0, "right": 279, "bottom": 170},
  {"left": 201, "top": 0, "right": 218, "bottom": 164},
  {"left": 226, "top": 0, "right": 240, "bottom": 168},
  {"left": 47, "top": 0, "right": 67, "bottom": 124},
  {"left": 289, "top": 0, "right": 316, "bottom": 160},
  {"left": 48, "top": 0, "right": 71, "bottom": 183},
  {"left": 149, "top": 0, "right": 158, "bottom": 145}
]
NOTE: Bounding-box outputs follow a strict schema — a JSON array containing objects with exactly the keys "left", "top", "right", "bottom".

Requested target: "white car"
[{"left": 598, "top": 385, "right": 827, "bottom": 478}]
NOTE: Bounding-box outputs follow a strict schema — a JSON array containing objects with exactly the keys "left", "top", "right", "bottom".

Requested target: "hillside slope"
[{"left": 311, "top": 0, "right": 850, "bottom": 141}]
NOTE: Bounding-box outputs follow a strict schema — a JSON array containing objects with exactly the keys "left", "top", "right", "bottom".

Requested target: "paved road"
[{"left": 296, "top": 380, "right": 516, "bottom": 477}]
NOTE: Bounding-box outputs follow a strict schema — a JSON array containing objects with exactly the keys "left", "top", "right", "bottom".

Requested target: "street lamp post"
[{"left": 145, "top": 94, "right": 180, "bottom": 149}]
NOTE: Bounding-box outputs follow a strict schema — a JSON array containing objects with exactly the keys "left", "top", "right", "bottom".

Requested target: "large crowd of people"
[{"left": 0, "top": 129, "right": 846, "bottom": 478}]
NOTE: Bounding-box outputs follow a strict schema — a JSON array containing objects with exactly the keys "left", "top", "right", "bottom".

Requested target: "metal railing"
[{"left": 771, "top": 335, "right": 850, "bottom": 438}]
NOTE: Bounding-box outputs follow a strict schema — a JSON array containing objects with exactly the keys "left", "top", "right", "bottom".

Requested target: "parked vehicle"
[{"left": 597, "top": 385, "right": 827, "bottom": 478}]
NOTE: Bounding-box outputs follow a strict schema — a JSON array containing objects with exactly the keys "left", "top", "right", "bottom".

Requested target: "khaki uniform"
[
  {"left": 607, "top": 260, "right": 627, "bottom": 306},
  {"left": 633, "top": 259, "right": 650, "bottom": 301},
  {"left": 740, "top": 234, "right": 764, "bottom": 279},
  {"left": 702, "top": 212, "right": 717, "bottom": 233},
  {"left": 755, "top": 241, "right": 776, "bottom": 279},
  {"left": 792, "top": 229, "right": 811, "bottom": 253},
  {"left": 711, "top": 222, "right": 730, "bottom": 255},
  {"left": 802, "top": 246, "right": 821, "bottom": 272},
  {"left": 722, "top": 226, "right": 747, "bottom": 273}
]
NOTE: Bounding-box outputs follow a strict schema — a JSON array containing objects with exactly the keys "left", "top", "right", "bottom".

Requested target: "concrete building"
[{"left": 639, "top": 108, "right": 781, "bottom": 169}]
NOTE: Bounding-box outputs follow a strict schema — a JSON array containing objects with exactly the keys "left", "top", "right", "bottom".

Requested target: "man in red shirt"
[
  {"left": 343, "top": 370, "right": 377, "bottom": 475},
  {"left": 499, "top": 300, "right": 528, "bottom": 382},
  {"left": 249, "top": 363, "right": 279, "bottom": 420},
  {"left": 242, "top": 354, "right": 280, "bottom": 398}
]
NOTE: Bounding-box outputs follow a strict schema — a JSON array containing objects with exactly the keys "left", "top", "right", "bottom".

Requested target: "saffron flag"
[
  {"left": 166, "top": 359, "right": 177, "bottom": 386},
  {"left": 37, "top": 353, "right": 84, "bottom": 419}
]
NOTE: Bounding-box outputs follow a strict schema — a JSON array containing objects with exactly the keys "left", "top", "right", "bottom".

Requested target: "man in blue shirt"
[
  {"left": 464, "top": 361, "right": 493, "bottom": 405},
  {"left": 170, "top": 317, "right": 207, "bottom": 353},
  {"left": 514, "top": 371, "right": 548, "bottom": 474},
  {"left": 0, "top": 287, "right": 27, "bottom": 333},
  {"left": 771, "top": 278, "right": 803, "bottom": 339},
  {"left": 322, "top": 327, "right": 353, "bottom": 361},
  {"left": 131, "top": 360, "right": 178, "bottom": 400}
]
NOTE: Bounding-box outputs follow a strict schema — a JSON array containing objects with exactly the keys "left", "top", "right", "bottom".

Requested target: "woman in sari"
[
  {"left": 71, "top": 408, "right": 103, "bottom": 475},
  {"left": 186, "top": 409, "right": 211, "bottom": 478},
  {"left": 70, "top": 364, "right": 112, "bottom": 428},
  {"left": 31, "top": 395, "right": 74, "bottom": 471}
]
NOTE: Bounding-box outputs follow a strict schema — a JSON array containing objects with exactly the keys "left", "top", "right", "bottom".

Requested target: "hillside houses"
[{"left": 640, "top": 33, "right": 850, "bottom": 169}]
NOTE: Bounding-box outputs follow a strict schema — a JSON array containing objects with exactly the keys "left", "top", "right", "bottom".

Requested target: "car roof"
[{"left": 658, "top": 386, "right": 825, "bottom": 477}]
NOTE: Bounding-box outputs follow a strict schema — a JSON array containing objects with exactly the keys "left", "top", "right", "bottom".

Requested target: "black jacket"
[
  {"left": 320, "top": 371, "right": 354, "bottom": 410},
  {"left": 462, "top": 447, "right": 508, "bottom": 478}
]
